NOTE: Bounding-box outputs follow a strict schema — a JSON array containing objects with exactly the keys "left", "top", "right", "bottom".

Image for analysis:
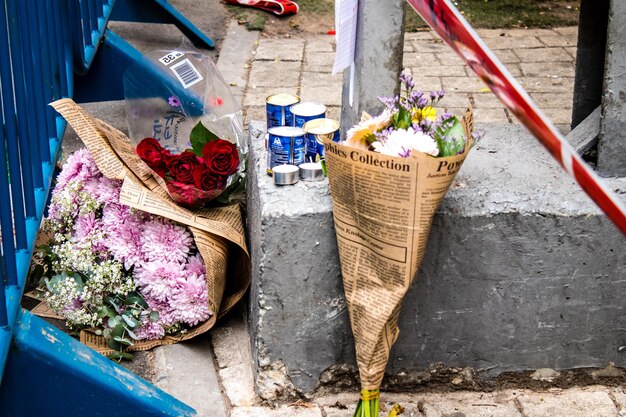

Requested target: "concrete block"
[
  {"left": 516, "top": 388, "right": 617, "bottom": 417},
  {"left": 246, "top": 120, "right": 626, "bottom": 396}
]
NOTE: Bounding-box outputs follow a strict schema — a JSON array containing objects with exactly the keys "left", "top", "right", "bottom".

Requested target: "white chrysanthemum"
[
  {"left": 371, "top": 127, "right": 439, "bottom": 158},
  {"left": 345, "top": 110, "right": 392, "bottom": 149}
]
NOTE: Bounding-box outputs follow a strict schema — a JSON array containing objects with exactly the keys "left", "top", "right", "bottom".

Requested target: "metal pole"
[
  {"left": 598, "top": 0, "right": 626, "bottom": 176},
  {"left": 340, "top": 0, "right": 406, "bottom": 136}
]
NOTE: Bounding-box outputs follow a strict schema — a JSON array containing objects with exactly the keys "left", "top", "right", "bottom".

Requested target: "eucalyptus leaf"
[
  {"left": 190, "top": 121, "right": 219, "bottom": 157},
  {"left": 107, "top": 338, "right": 122, "bottom": 351},
  {"left": 149, "top": 311, "right": 160, "bottom": 323},
  {"left": 121, "top": 314, "right": 139, "bottom": 329},
  {"left": 434, "top": 116, "right": 466, "bottom": 157},
  {"left": 111, "top": 323, "right": 125, "bottom": 339},
  {"left": 107, "top": 351, "right": 134, "bottom": 361},
  {"left": 113, "top": 336, "right": 134, "bottom": 346},
  {"left": 127, "top": 329, "right": 139, "bottom": 341}
]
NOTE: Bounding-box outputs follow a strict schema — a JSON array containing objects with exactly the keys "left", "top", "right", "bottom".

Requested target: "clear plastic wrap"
[{"left": 124, "top": 41, "right": 246, "bottom": 208}]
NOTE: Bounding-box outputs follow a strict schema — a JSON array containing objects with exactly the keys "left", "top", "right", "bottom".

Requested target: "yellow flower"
[{"left": 412, "top": 106, "right": 437, "bottom": 123}]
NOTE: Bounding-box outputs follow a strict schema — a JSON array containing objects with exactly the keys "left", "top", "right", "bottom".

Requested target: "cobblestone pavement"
[{"left": 242, "top": 27, "right": 578, "bottom": 133}]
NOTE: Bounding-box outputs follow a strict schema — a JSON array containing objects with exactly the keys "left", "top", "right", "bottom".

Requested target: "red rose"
[
  {"left": 201, "top": 139, "right": 239, "bottom": 176},
  {"left": 193, "top": 165, "right": 227, "bottom": 192},
  {"left": 165, "top": 180, "right": 199, "bottom": 207},
  {"left": 137, "top": 138, "right": 169, "bottom": 177},
  {"left": 166, "top": 151, "right": 199, "bottom": 184}
]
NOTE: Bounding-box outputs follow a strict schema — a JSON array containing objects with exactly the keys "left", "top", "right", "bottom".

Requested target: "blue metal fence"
[{"left": 0, "top": 1, "right": 213, "bottom": 414}]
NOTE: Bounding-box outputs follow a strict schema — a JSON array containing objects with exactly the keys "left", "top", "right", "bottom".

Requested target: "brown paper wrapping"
[
  {"left": 42, "top": 99, "right": 250, "bottom": 355},
  {"left": 324, "top": 110, "right": 474, "bottom": 390}
]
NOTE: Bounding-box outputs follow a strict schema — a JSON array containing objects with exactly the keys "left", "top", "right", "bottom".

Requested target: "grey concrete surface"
[
  {"left": 154, "top": 336, "right": 228, "bottom": 417},
  {"left": 246, "top": 120, "right": 626, "bottom": 395}
]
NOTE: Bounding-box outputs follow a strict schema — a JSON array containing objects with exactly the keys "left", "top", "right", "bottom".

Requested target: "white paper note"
[{"left": 332, "top": 0, "right": 358, "bottom": 75}]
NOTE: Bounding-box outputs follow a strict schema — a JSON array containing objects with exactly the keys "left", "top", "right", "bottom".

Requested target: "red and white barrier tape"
[
  {"left": 223, "top": 0, "right": 299, "bottom": 16},
  {"left": 406, "top": 0, "right": 626, "bottom": 235}
]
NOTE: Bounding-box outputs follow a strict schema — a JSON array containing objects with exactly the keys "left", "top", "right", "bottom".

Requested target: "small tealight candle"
[
  {"left": 299, "top": 162, "right": 324, "bottom": 182},
  {"left": 273, "top": 164, "right": 299, "bottom": 185}
]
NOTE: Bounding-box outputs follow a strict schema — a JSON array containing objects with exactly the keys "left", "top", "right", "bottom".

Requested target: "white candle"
[
  {"left": 273, "top": 164, "right": 299, "bottom": 185},
  {"left": 299, "top": 162, "right": 324, "bottom": 182}
]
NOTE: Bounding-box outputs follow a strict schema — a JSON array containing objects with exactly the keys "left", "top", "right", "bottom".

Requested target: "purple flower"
[
  {"left": 55, "top": 149, "right": 101, "bottom": 189},
  {"left": 399, "top": 72, "right": 415, "bottom": 90},
  {"left": 168, "top": 96, "right": 181, "bottom": 107}
]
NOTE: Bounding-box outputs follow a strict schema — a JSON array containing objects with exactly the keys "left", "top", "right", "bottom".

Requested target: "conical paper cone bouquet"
[{"left": 324, "top": 72, "right": 477, "bottom": 416}]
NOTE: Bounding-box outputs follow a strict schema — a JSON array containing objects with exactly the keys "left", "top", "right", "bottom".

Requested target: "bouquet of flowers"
[
  {"left": 324, "top": 72, "right": 478, "bottom": 417},
  {"left": 124, "top": 45, "right": 246, "bottom": 208},
  {"left": 36, "top": 149, "right": 211, "bottom": 359}
]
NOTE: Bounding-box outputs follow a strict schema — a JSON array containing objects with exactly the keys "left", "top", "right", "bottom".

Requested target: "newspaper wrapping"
[
  {"left": 324, "top": 110, "right": 474, "bottom": 390},
  {"left": 41, "top": 99, "right": 250, "bottom": 354}
]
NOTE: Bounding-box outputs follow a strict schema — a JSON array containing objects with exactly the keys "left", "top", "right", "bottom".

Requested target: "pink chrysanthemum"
[
  {"left": 134, "top": 320, "right": 165, "bottom": 341},
  {"left": 169, "top": 273, "right": 211, "bottom": 326},
  {"left": 73, "top": 212, "right": 99, "bottom": 241},
  {"left": 55, "top": 149, "right": 101, "bottom": 189},
  {"left": 83, "top": 176, "right": 122, "bottom": 205},
  {"left": 141, "top": 219, "right": 193, "bottom": 264},
  {"left": 185, "top": 254, "right": 206, "bottom": 277},
  {"left": 134, "top": 260, "right": 184, "bottom": 302}
]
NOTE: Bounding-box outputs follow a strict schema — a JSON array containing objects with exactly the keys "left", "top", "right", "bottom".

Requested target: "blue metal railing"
[
  {"left": 0, "top": 0, "right": 71, "bottom": 375},
  {"left": 0, "top": 1, "right": 213, "bottom": 413}
]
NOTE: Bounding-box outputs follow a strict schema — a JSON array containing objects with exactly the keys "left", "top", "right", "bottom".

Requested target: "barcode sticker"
[
  {"left": 159, "top": 51, "right": 184, "bottom": 65},
  {"left": 170, "top": 58, "right": 203, "bottom": 89}
]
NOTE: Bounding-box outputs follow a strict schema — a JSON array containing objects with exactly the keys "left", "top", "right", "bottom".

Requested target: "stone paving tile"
[
  {"left": 467, "top": 107, "right": 510, "bottom": 123},
  {"left": 530, "top": 92, "right": 574, "bottom": 109},
  {"left": 405, "top": 31, "right": 437, "bottom": 40},
  {"left": 303, "top": 52, "right": 335, "bottom": 72},
  {"left": 305, "top": 36, "right": 335, "bottom": 53},
  {"left": 538, "top": 34, "right": 578, "bottom": 48},
  {"left": 476, "top": 28, "right": 558, "bottom": 38},
  {"left": 553, "top": 26, "right": 579, "bottom": 36},
  {"left": 219, "top": 363, "right": 257, "bottom": 407},
  {"left": 420, "top": 391, "right": 523, "bottom": 417},
  {"left": 520, "top": 61, "right": 575, "bottom": 78},
  {"left": 471, "top": 92, "right": 508, "bottom": 109},
  {"left": 404, "top": 51, "right": 440, "bottom": 67},
  {"left": 442, "top": 76, "right": 487, "bottom": 93},
  {"left": 411, "top": 75, "right": 444, "bottom": 92},
  {"left": 513, "top": 47, "right": 573, "bottom": 63},
  {"left": 244, "top": 86, "right": 299, "bottom": 108},
  {"left": 438, "top": 92, "right": 472, "bottom": 110},
  {"left": 244, "top": 105, "right": 267, "bottom": 126},
  {"left": 414, "top": 39, "right": 448, "bottom": 54},
  {"left": 231, "top": 405, "right": 322, "bottom": 417},
  {"left": 542, "top": 107, "right": 573, "bottom": 126},
  {"left": 433, "top": 51, "right": 466, "bottom": 66},
  {"left": 410, "top": 64, "right": 468, "bottom": 77},
  {"left": 517, "top": 76, "right": 574, "bottom": 93},
  {"left": 482, "top": 35, "right": 544, "bottom": 51},
  {"left": 609, "top": 386, "right": 626, "bottom": 412},
  {"left": 248, "top": 60, "right": 302, "bottom": 88},
  {"left": 326, "top": 106, "right": 341, "bottom": 122},
  {"left": 492, "top": 49, "right": 520, "bottom": 64},
  {"left": 516, "top": 388, "right": 617, "bottom": 417},
  {"left": 300, "top": 72, "right": 343, "bottom": 106},
  {"left": 564, "top": 46, "right": 577, "bottom": 59},
  {"left": 255, "top": 38, "right": 305, "bottom": 61}
]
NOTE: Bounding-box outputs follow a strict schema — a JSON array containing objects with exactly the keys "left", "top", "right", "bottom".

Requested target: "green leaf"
[
  {"left": 127, "top": 329, "right": 139, "bottom": 341},
  {"left": 320, "top": 159, "right": 327, "bottom": 177},
  {"left": 124, "top": 294, "right": 149, "bottom": 309},
  {"left": 107, "top": 338, "right": 122, "bottom": 351},
  {"left": 190, "top": 121, "right": 220, "bottom": 157},
  {"left": 113, "top": 336, "right": 134, "bottom": 346},
  {"left": 110, "top": 323, "right": 126, "bottom": 339},
  {"left": 393, "top": 106, "right": 412, "bottom": 130},
  {"left": 149, "top": 311, "right": 160, "bottom": 323},
  {"left": 434, "top": 116, "right": 466, "bottom": 157},
  {"left": 121, "top": 314, "right": 139, "bottom": 329},
  {"left": 214, "top": 175, "right": 245, "bottom": 205},
  {"left": 30, "top": 264, "right": 45, "bottom": 284},
  {"left": 107, "top": 351, "right": 134, "bottom": 361}
]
